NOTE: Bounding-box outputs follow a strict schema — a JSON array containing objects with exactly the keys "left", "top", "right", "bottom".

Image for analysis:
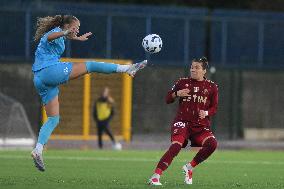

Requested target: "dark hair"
[
  {"left": 34, "top": 15, "right": 78, "bottom": 42},
  {"left": 192, "top": 57, "right": 209, "bottom": 70}
]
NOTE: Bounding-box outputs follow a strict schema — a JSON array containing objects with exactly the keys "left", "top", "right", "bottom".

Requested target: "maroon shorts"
[{"left": 171, "top": 121, "right": 215, "bottom": 148}]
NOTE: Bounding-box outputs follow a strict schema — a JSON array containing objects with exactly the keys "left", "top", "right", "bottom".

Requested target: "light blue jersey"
[
  {"left": 32, "top": 27, "right": 72, "bottom": 105},
  {"left": 32, "top": 27, "right": 65, "bottom": 71},
  {"left": 32, "top": 26, "right": 119, "bottom": 105}
]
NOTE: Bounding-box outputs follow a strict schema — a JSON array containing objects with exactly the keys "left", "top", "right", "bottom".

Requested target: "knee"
[
  {"left": 204, "top": 137, "right": 218, "bottom": 151},
  {"left": 169, "top": 143, "right": 182, "bottom": 157}
]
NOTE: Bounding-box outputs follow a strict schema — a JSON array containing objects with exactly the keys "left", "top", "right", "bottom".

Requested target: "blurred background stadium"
[{"left": 0, "top": 0, "right": 284, "bottom": 149}]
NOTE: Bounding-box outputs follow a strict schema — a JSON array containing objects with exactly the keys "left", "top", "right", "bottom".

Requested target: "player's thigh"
[
  {"left": 104, "top": 123, "right": 112, "bottom": 133},
  {"left": 44, "top": 95, "right": 59, "bottom": 117},
  {"left": 171, "top": 121, "right": 189, "bottom": 148},
  {"left": 190, "top": 129, "right": 215, "bottom": 147},
  {"left": 33, "top": 74, "right": 60, "bottom": 106},
  {"left": 97, "top": 122, "right": 104, "bottom": 133},
  {"left": 39, "top": 63, "right": 73, "bottom": 86},
  {"left": 69, "top": 62, "right": 88, "bottom": 80}
]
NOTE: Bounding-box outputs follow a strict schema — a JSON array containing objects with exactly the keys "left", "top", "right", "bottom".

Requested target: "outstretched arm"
[
  {"left": 47, "top": 30, "right": 69, "bottom": 42},
  {"left": 47, "top": 26, "right": 92, "bottom": 42},
  {"left": 69, "top": 32, "right": 92, "bottom": 41}
]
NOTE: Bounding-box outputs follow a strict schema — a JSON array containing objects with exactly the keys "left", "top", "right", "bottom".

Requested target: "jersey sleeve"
[
  {"left": 208, "top": 84, "right": 218, "bottom": 116},
  {"left": 41, "top": 32, "right": 49, "bottom": 43},
  {"left": 165, "top": 80, "right": 180, "bottom": 104},
  {"left": 45, "top": 27, "right": 62, "bottom": 44}
]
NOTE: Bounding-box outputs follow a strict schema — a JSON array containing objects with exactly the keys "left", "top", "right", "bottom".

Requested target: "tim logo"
[{"left": 174, "top": 122, "right": 185, "bottom": 128}]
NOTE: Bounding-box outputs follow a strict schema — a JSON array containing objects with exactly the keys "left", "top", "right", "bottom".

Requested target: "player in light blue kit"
[{"left": 31, "top": 15, "right": 147, "bottom": 171}]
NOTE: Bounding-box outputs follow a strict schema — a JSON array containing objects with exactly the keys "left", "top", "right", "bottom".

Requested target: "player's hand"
[
  {"left": 71, "top": 32, "right": 92, "bottom": 41},
  {"left": 66, "top": 25, "right": 79, "bottom": 38},
  {"left": 199, "top": 110, "right": 208, "bottom": 119},
  {"left": 176, "top": 89, "right": 190, "bottom": 97}
]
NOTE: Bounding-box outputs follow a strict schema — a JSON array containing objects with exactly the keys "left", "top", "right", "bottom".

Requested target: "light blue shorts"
[{"left": 33, "top": 62, "right": 73, "bottom": 105}]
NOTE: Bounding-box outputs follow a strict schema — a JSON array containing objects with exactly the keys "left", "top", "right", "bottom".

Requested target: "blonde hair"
[{"left": 34, "top": 15, "right": 78, "bottom": 42}]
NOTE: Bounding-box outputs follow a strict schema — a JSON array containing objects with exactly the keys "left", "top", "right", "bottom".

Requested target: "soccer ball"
[
  {"left": 142, "top": 34, "right": 162, "bottom": 54},
  {"left": 112, "top": 142, "right": 122, "bottom": 151}
]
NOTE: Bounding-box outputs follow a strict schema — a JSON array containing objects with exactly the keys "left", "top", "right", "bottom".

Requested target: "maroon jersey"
[{"left": 166, "top": 77, "right": 218, "bottom": 127}]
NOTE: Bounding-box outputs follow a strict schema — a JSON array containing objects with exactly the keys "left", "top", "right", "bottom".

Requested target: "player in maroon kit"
[{"left": 148, "top": 57, "right": 218, "bottom": 186}]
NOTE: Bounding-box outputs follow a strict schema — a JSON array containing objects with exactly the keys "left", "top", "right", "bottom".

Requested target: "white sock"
[
  {"left": 186, "top": 163, "right": 193, "bottom": 170},
  {"left": 153, "top": 173, "right": 160, "bottom": 178},
  {"left": 116, "top": 65, "right": 131, "bottom": 73},
  {"left": 35, "top": 143, "right": 43, "bottom": 154}
]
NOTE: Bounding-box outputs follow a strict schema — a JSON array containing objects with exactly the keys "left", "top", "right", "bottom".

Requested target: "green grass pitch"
[{"left": 0, "top": 149, "right": 284, "bottom": 189}]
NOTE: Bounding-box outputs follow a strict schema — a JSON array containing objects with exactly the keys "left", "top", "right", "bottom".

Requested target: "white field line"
[{"left": 0, "top": 154, "right": 284, "bottom": 165}]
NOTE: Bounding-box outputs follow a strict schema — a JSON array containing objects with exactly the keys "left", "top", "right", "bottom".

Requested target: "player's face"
[
  {"left": 190, "top": 62, "right": 206, "bottom": 81},
  {"left": 66, "top": 20, "right": 80, "bottom": 38}
]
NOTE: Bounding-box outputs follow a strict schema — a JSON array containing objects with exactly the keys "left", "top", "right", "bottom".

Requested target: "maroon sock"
[
  {"left": 189, "top": 159, "right": 198, "bottom": 168},
  {"left": 192, "top": 137, "right": 218, "bottom": 166},
  {"left": 155, "top": 143, "right": 182, "bottom": 174}
]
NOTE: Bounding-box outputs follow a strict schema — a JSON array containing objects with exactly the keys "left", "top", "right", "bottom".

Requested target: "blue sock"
[
  {"left": 85, "top": 61, "right": 118, "bottom": 74},
  {"left": 37, "top": 115, "right": 60, "bottom": 145}
]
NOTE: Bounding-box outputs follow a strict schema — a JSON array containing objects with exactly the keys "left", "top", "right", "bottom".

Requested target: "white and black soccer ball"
[
  {"left": 142, "top": 34, "right": 163, "bottom": 54},
  {"left": 112, "top": 142, "right": 122, "bottom": 151}
]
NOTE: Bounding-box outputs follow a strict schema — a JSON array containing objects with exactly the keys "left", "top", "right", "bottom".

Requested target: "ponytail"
[{"left": 34, "top": 15, "right": 78, "bottom": 42}]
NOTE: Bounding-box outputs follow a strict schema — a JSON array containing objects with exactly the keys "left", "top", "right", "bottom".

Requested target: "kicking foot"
[
  {"left": 31, "top": 149, "right": 45, "bottom": 172},
  {"left": 126, "top": 60, "right": 147, "bottom": 77},
  {"left": 182, "top": 165, "right": 193, "bottom": 184},
  {"left": 148, "top": 175, "right": 162, "bottom": 186}
]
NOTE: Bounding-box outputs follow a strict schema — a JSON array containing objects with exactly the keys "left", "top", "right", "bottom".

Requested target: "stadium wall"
[
  {"left": 132, "top": 66, "right": 284, "bottom": 140},
  {"left": 1, "top": 63, "right": 284, "bottom": 140}
]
